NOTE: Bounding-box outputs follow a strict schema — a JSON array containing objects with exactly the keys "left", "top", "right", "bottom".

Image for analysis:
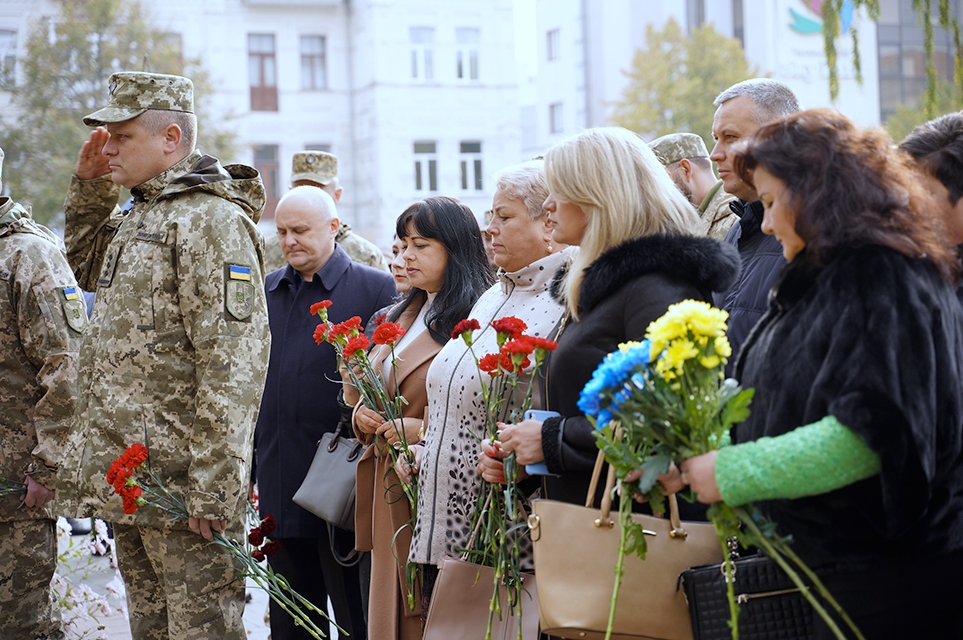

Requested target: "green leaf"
[{"left": 636, "top": 452, "right": 672, "bottom": 494}]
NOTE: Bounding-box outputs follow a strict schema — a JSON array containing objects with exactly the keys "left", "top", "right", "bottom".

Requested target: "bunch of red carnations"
[{"left": 106, "top": 444, "right": 342, "bottom": 639}]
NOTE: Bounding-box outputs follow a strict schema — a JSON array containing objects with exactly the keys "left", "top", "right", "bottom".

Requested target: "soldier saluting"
[{"left": 55, "top": 72, "right": 271, "bottom": 639}]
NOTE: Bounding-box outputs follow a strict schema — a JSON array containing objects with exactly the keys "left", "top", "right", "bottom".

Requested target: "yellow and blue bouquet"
[{"left": 579, "top": 300, "right": 862, "bottom": 640}]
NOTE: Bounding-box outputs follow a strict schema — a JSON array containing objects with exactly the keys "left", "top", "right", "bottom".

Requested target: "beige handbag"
[{"left": 528, "top": 451, "right": 723, "bottom": 640}]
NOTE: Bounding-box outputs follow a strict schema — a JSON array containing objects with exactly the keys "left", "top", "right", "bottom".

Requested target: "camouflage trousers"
[
  {"left": 0, "top": 519, "right": 64, "bottom": 640},
  {"left": 114, "top": 524, "right": 246, "bottom": 640}
]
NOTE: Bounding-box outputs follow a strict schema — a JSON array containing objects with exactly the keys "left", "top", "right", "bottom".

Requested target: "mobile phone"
[{"left": 522, "top": 409, "right": 560, "bottom": 476}]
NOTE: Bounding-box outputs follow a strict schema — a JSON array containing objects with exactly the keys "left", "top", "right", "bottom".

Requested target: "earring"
[{"left": 547, "top": 241, "right": 553, "bottom": 253}]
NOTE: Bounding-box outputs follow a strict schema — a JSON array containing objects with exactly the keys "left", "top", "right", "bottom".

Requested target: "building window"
[
  {"left": 413, "top": 141, "right": 438, "bottom": 191},
  {"left": 686, "top": 0, "right": 705, "bottom": 32},
  {"left": 456, "top": 27, "right": 480, "bottom": 80},
  {"left": 732, "top": 0, "right": 744, "bottom": 47},
  {"left": 0, "top": 30, "right": 16, "bottom": 85},
  {"left": 876, "top": 0, "right": 961, "bottom": 121},
  {"left": 249, "top": 34, "right": 278, "bottom": 111},
  {"left": 549, "top": 102, "right": 563, "bottom": 134},
  {"left": 459, "top": 141, "right": 483, "bottom": 191},
  {"left": 253, "top": 145, "right": 280, "bottom": 217},
  {"left": 301, "top": 35, "right": 327, "bottom": 90},
  {"left": 410, "top": 27, "right": 435, "bottom": 81},
  {"left": 546, "top": 28, "right": 560, "bottom": 61}
]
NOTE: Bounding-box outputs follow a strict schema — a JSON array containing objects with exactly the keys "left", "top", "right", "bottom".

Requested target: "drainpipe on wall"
[{"left": 344, "top": 0, "right": 360, "bottom": 227}]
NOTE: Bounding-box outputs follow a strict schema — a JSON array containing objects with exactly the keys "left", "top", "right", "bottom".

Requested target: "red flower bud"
[{"left": 373, "top": 322, "right": 406, "bottom": 346}]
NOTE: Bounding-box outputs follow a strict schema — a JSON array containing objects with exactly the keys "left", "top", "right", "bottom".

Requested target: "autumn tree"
[
  {"left": 0, "top": 0, "right": 236, "bottom": 228},
  {"left": 884, "top": 78, "right": 963, "bottom": 141},
  {"left": 610, "top": 18, "right": 757, "bottom": 149}
]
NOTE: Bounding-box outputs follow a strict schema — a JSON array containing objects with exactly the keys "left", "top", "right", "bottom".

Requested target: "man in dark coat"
[
  {"left": 254, "top": 186, "right": 395, "bottom": 640},
  {"left": 708, "top": 79, "right": 799, "bottom": 375}
]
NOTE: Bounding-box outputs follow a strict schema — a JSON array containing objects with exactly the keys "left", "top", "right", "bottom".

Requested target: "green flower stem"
[
  {"left": 735, "top": 508, "right": 864, "bottom": 640},
  {"left": 604, "top": 487, "right": 633, "bottom": 640}
]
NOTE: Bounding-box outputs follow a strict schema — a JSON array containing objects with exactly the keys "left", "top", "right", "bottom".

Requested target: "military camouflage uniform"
[
  {"left": 697, "top": 179, "right": 739, "bottom": 241},
  {"left": 0, "top": 197, "right": 81, "bottom": 640},
  {"left": 57, "top": 150, "right": 270, "bottom": 640},
  {"left": 649, "top": 133, "right": 739, "bottom": 242}
]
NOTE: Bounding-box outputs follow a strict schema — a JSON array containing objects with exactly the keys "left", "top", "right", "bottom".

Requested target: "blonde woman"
[{"left": 478, "top": 127, "right": 739, "bottom": 507}]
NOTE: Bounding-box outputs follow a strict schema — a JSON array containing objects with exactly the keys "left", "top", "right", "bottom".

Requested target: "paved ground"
[{"left": 57, "top": 526, "right": 339, "bottom": 640}]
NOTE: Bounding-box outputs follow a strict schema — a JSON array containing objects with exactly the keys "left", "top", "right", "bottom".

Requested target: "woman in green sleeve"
[{"left": 681, "top": 109, "right": 963, "bottom": 639}]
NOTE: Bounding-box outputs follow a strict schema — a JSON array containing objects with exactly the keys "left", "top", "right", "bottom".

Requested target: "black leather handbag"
[{"left": 679, "top": 553, "right": 814, "bottom": 639}]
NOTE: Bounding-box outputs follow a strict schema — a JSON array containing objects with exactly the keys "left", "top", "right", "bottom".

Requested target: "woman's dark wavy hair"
[
  {"left": 388, "top": 196, "right": 493, "bottom": 343},
  {"left": 733, "top": 108, "right": 959, "bottom": 281}
]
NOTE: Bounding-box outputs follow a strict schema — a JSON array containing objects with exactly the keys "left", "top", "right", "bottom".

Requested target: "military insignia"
[
  {"left": 61, "top": 287, "right": 88, "bottom": 333},
  {"left": 98, "top": 247, "right": 120, "bottom": 287},
  {"left": 306, "top": 155, "right": 316, "bottom": 164},
  {"left": 225, "top": 264, "right": 255, "bottom": 320}
]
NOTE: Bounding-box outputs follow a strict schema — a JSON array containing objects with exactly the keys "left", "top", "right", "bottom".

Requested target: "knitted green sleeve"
[{"left": 715, "top": 415, "right": 881, "bottom": 507}]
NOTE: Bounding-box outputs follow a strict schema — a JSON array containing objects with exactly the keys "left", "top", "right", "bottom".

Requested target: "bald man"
[{"left": 253, "top": 187, "right": 394, "bottom": 640}]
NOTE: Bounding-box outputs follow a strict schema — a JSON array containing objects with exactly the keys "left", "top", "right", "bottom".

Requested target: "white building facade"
[
  {"left": 528, "top": 0, "right": 887, "bottom": 153},
  {"left": 0, "top": 0, "right": 520, "bottom": 248}
]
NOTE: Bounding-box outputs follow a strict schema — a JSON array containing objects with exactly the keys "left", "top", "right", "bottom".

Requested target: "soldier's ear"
[
  {"left": 163, "top": 124, "right": 183, "bottom": 154},
  {"left": 678, "top": 158, "right": 693, "bottom": 179}
]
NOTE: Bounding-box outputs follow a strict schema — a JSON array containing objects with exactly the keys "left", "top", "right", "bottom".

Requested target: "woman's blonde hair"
[{"left": 544, "top": 127, "right": 699, "bottom": 319}]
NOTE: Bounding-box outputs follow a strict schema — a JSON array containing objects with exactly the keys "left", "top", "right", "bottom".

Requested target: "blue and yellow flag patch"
[
  {"left": 228, "top": 265, "right": 252, "bottom": 282},
  {"left": 62, "top": 286, "right": 80, "bottom": 301}
]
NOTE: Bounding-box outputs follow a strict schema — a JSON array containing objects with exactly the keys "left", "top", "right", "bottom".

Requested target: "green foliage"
[
  {"left": 609, "top": 18, "right": 757, "bottom": 150},
  {"left": 820, "top": 0, "right": 880, "bottom": 101},
  {"left": 0, "top": 0, "right": 236, "bottom": 228},
  {"left": 885, "top": 78, "right": 963, "bottom": 142}
]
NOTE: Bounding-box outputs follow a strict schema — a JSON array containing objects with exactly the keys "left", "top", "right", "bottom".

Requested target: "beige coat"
[{"left": 354, "top": 299, "right": 442, "bottom": 639}]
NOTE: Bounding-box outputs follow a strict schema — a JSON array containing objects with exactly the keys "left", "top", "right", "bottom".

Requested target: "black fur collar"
[{"left": 551, "top": 234, "right": 740, "bottom": 314}]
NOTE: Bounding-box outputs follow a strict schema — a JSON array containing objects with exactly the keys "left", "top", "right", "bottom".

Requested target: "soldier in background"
[
  {"left": 649, "top": 132, "right": 738, "bottom": 240},
  {"left": 55, "top": 72, "right": 270, "bottom": 640},
  {"left": 291, "top": 151, "right": 389, "bottom": 270},
  {"left": 0, "top": 146, "right": 81, "bottom": 640}
]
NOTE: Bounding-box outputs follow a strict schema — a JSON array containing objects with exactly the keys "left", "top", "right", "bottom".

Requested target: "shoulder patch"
[
  {"left": 60, "top": 287, "right": 88, "bottom": 333},
  {"left": 224, "top": 263, "right": 255, "bottom": 320}
]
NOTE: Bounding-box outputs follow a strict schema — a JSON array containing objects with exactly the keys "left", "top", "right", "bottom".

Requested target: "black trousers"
[
  {"left": 268, "top": 525, "right": 368, "bottom": 640},
  {"left": 814, "top": 548, "right": 963, "bottom": 639}
]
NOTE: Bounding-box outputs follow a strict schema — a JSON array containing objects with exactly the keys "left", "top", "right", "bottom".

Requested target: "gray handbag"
[{"left": 292, "top": 424, "right": 366, "bottom": 531}]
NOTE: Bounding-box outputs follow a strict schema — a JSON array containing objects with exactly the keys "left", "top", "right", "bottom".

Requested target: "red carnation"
[
  {"left": 252, "top": 549, "right": 266, "bottom": 562},
  {"left": 310, "top": 300, "right": 333, "bottom": 316},
  {"left": 343, "top": 316, "right": 363, "bottom": 331},
  {"left": 248, "top": 527, "right": 265, "bottom": 547},
  {"left": 530, "top": 336, "right": 558, "bottom": 352},
  {"left": 499, "top": 353, "right": 516, "bottom": 372},
  {"left": 262, "top": 540, "right": 281, "bottom": 557},
  {"left": 373, "top": 313, "right": 388, "bottom": 326},
  {"left": 373, "top": 322, "right": 406, "bottom": 346},
  {"left": 126, "top": 443, "right": 149, "bottom": 467},
  {"left": 451, "top": 318, "right": 481, "bottom": 341},
  {"left": 260, "top": 514, "right": 277, "bottom": 537},
  {"left": 344, "top": 334, "right": 371, "bottom": 357},
  {"left": 502, "top": 337, "right": 535, "bottom": 357},
  {"left": 479, "top": 353, "right": 501, "bottom": 375},
  {"left": 490, "top": 316, "right": 527, "bottom": 339},
  {"left": 313, "top": 323, "right": 329, "bottom": 345}
]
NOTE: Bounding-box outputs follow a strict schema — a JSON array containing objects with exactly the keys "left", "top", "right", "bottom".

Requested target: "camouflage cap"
[
  {"left": 291, "top": 151, "right": 338, "bottom": 186},
  {"left": 648, "top": 133, "right": 709, "bottom": 166},
  {"left": 83, "top": 72, "right": 194, "bottom": 127}
]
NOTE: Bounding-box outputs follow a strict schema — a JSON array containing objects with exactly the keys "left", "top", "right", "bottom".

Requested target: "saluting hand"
[{"left": 75, "top": 127, "right": 112, "bottom": 181}]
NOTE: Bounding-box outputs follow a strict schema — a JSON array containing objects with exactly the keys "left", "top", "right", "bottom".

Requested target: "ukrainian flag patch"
[
  {"left": 63, "top": 287, "right": 80, "bottom": 301},
  {"left": 229, "top": 265, "right": 252, "bottom": 281}
]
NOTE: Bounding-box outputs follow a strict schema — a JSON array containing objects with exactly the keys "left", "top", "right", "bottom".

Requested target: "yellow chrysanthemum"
[
  {"left": 714, "top": 336, "right": 732, "bottom": 358},
  {"left": 700, "top": 354, "right": 721, "bottom": 369},
  {"left": 618, "top": 341, "right": 644, "bottom": 353},
  {"left": 663, "top": 338, "right": 699, "bottom": 371}
]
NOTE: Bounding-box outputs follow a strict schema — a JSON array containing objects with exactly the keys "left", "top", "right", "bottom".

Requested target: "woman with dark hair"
[
  {"left": 346, "top": 196, "right": 491, "bottom": 640},
  {"left": 681, "top": 109, "right": 963, "bottom": 638}
]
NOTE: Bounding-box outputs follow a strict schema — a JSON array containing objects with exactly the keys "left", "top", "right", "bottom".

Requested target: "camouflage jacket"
[
  {"left": 336, "top": 223, "right": 389, "bottom": 272},
  {"left": 697, "top": 180, "right": 739, "bottom": 241},
  {"left": 261, "top": 222, "right": 389, "bottom": 274},
  {"left": 57, "top": 152, "right": 271, "bottom": 527},
  {"left": 0, "top": 198, "right": 82, "bottom": 521}
]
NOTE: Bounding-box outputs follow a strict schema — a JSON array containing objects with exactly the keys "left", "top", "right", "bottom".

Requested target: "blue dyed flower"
[{"left": 578, "top": 341, "right": 653, "bottom": 429}]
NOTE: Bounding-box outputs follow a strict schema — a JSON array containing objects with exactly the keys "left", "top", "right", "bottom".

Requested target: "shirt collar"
[
  {"left": 270, "top": 243, "right": 352, "bottom": 292},
  {"left": 131, "top": 151, "right": 203, "bottom": 202}
]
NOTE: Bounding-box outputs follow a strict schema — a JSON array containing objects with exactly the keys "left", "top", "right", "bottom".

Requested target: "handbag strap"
[{"left": 586, "top": 449, "right": 689, "bottom": 538}]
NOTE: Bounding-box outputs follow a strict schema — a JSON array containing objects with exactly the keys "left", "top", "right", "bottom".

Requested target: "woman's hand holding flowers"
[
  {"left": 623, "top": 463, "right": 686, "bottom": 503},
  {"left": 355, "top": 404, "right": 385, "bottom": 434},
  {"left": 376, "top": 416, "right": 422, "bottom": 447},
  {"left": 680, "top": 451, "right": 721, "bottom": 504},
  {"left": 395, "top": 444, "right": 423, "bottom": 484},
  {"left": 493, "top": 419, "right": 544, "bottom": 465}
]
